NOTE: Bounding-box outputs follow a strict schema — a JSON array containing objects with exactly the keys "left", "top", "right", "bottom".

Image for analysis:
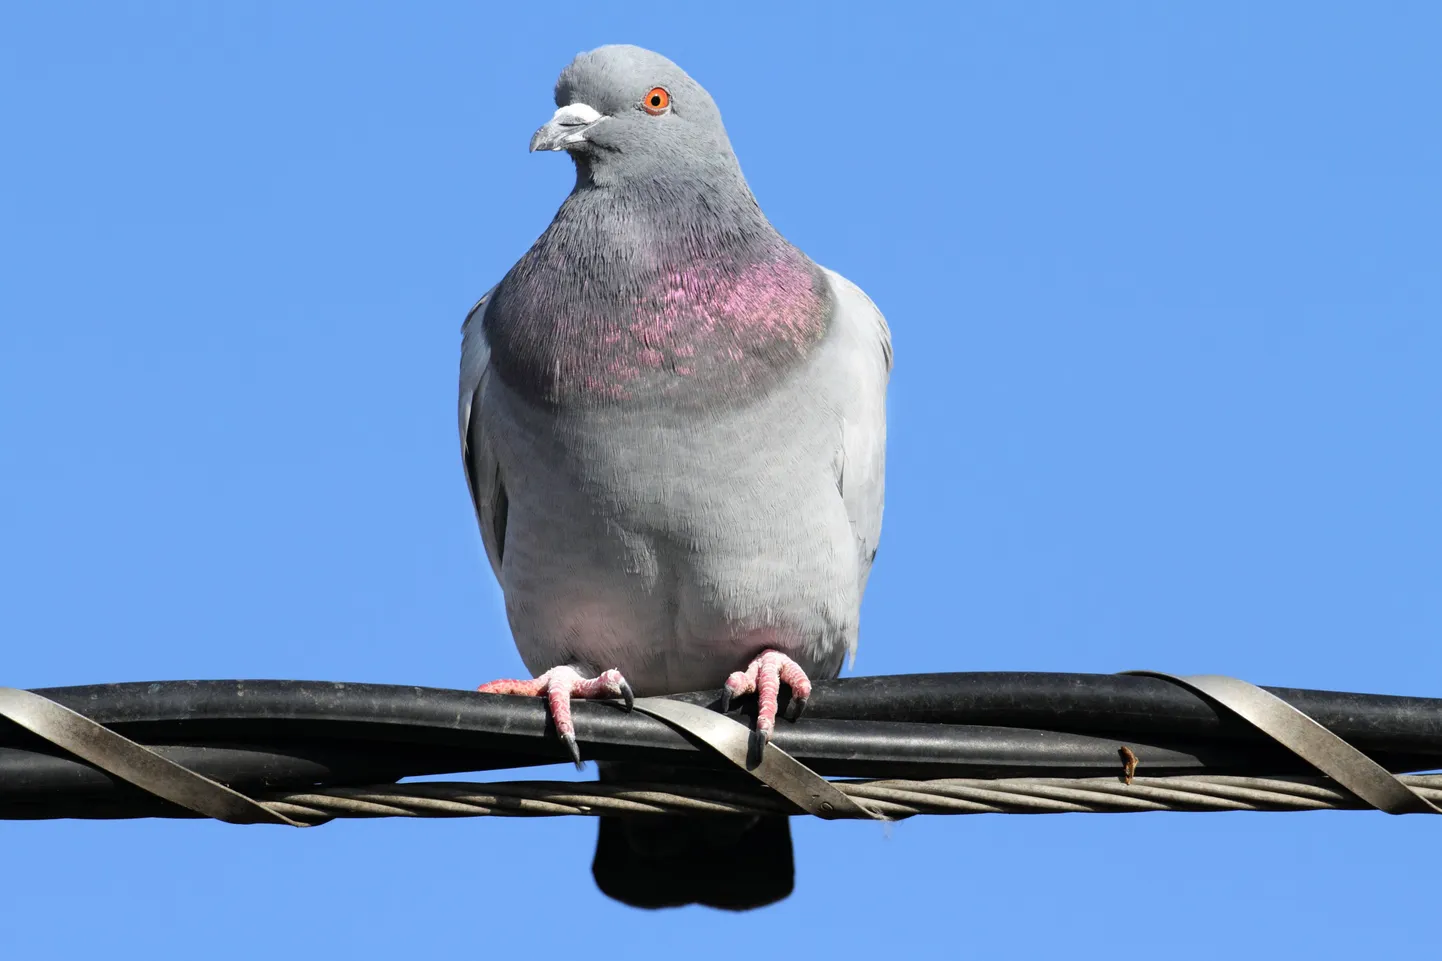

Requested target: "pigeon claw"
[
  {"left": 477, "top": 665, "right": 633, "bottom": 769},
  {"left": 721, "top": 650, "right": 813, "bottom": 754},
  {"left": 748, "top": 726, "right": 770, "bottom": 766}
]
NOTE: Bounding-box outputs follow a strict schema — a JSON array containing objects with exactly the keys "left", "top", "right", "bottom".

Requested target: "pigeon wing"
[
  {"left": 458, "top": 289, "right": 508, "bottom": 580},
  {"left": 823, "top": 267, "right": 893, "bottom": 602}
]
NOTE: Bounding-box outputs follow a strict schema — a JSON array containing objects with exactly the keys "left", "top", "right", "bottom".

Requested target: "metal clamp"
[
  {"left": 631, "top": 698, "right": 887, "bottom": 820},
  {"left": 0, "top": 686, "right": 310, "bottom": 826},
  {"left": 1125, "top": 672, "right": 1441, "bottom": 815}
]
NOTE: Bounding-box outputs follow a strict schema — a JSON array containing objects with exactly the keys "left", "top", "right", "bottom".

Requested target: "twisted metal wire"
[{"left": 260, "top": 773, "right": 1442, "bottom": 824}]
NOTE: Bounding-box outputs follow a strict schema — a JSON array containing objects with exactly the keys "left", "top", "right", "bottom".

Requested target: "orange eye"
[{"left": 642, "top": 86, "right": 671, "bottom": 115}]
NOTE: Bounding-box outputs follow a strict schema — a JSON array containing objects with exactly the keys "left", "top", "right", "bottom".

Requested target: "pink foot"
[
  {"left": 720, "top": 649, "right": 813, "bottom": 747},
  {"left": 477, "top": 666, "right": 633, "bottom": 766}
]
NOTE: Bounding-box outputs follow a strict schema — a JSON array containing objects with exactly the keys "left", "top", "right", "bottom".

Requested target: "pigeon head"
[
  {"left": 530, "top": 45, "right": 739, "bottom": 186},
  {"left": 488, "top": 46, "right": 832, "bottom": 410}
]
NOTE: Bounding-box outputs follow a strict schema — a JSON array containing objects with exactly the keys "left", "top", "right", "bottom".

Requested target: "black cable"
[{"left": 4, "top": 673, "right": 1441, "bottom": 821}]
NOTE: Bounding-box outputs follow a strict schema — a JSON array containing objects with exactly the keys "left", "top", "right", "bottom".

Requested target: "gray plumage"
[{"left": 458, "top": 45, "right": 890, "bottom": 909}]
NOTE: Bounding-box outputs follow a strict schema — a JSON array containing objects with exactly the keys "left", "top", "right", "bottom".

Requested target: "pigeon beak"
[{"left": 530, "top": 103, "right": 606, "bottom": 152}]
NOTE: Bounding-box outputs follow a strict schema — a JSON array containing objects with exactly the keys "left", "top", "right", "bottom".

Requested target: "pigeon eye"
[{"left": 642, "top": 86, "right": 671, "bottom": 115}]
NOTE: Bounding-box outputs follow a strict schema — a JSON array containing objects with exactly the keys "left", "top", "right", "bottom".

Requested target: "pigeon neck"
[
  {"left": 485, "top": 179, "right": 832, "bottom": 410},
  {"left": 569, "top": 163, "right": 779, "bottom": 252}
]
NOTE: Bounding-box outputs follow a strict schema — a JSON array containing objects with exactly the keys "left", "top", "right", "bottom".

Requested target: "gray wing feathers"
[
  {"left": 459, "top": 289, "right": 507, "bottom": 580},
  {"left": 822, "top": 268, "right": 892, "bottom": 645}
]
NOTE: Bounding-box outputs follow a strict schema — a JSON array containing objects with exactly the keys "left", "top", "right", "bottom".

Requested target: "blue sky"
[{"left": 2, "top": 2, "right": 1439, "bottom": 956}]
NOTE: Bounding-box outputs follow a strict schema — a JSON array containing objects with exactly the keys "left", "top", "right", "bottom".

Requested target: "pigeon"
[{"left": 458, "top": 45, "right": 891, "bottom": 910}]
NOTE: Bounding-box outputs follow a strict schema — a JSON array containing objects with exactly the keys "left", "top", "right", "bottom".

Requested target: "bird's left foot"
[{"left": 720, "top": 649, "right": 812, "bottom": 748}]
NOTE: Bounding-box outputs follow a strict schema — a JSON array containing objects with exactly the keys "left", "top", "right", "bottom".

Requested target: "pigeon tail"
[
  {"left": 591, "top": 761, "right": 793, "bottom": 911},
  {"left": 592, "top": 813, "right": 793, "bottom": 911}
]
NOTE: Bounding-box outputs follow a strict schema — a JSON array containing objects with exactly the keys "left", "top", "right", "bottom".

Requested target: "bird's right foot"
[{"left": 477, "top": 666, "right": 633, "bottom": 767}]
